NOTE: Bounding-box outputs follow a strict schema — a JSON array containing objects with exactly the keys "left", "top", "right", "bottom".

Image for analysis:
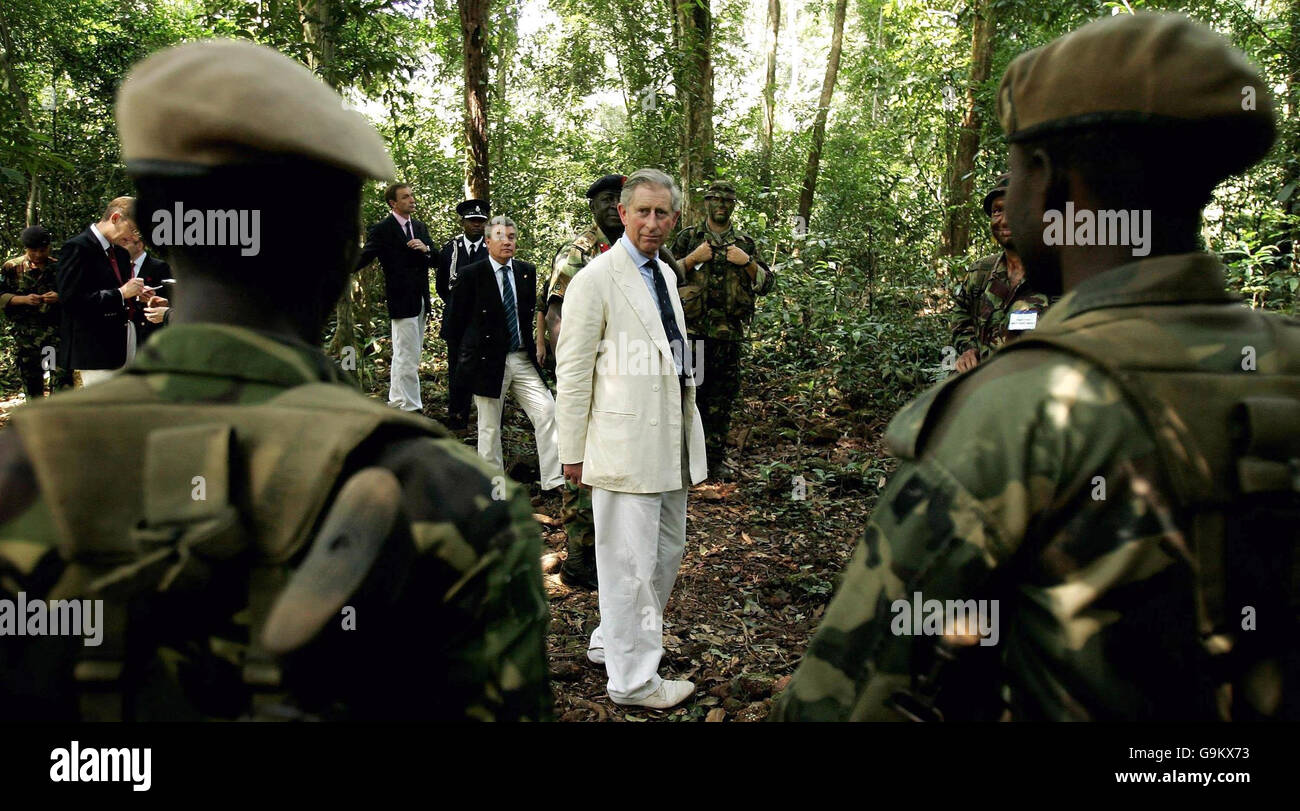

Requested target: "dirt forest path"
[{"left": 525, "top": 377, "right": 889, "bottom": 722}]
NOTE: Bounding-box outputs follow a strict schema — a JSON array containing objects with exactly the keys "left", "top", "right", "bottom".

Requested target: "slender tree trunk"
[
  {"left": 26, "top": 176, "right": 39, "bottom": 226},
  {"left": 796, "top": 0, "right": 847, "bottom": 229},
  {"left": 673, "top": 0, "right": 715, "bottom": 224},
  {"left": 298, "top": 0, "right": 362, "bottom": 377},
  {"left": 759, "top": 0, "right": 779, "bottom": 195},
  {"left": 460, "top": 0, "right": 491, "bottom": 200},
  {"left": 940, "top": 0, "right": 993, "bottom": 257},
  {"left": 0, "top": 3, "right": 40, "bottom": 225}
]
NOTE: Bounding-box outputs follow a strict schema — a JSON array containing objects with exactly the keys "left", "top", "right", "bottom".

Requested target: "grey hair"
[
  {"left": 486, "top": 215, "right": 516, "bottom": 235},
  {"left": 620, "top": 169, "right": 682, "bottom": 213}
]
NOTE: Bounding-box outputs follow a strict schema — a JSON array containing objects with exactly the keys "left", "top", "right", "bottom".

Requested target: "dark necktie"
[
  {"left": 500, "top": 265, "right": 521, "bottom": 352},
  {"left": 647, "top": 259, "right": 685, "bottom": 377},
  {"left": 106, "top": 247, "right": 124, "bottom": 284},
  {"left": 404, "top": 220, "right": 413, "bottom": 241}
]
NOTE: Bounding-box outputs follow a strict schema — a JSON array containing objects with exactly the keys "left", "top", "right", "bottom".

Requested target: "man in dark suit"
[
  {"left": 435, "top": 198, "right": 489, "bottom": 429},
  {"left": 55, "top": 196, "right": 143, "bottom": 386},
  {"left": 123, "top": 232, "right": 173, "bottom": 346},
  {"left": 357, "top": 182, "right": 435, "bottom": 412},
  {"left": 447, "top": 215, "right": 562, "bottom": 491}
]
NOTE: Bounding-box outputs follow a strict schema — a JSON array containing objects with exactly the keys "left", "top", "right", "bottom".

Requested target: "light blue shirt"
[
  {"left": 488, "top": 255, "right": 523, "bottom": 350},
  {"left": 619, "top": 234, "right": 661, "bottom": 314}
]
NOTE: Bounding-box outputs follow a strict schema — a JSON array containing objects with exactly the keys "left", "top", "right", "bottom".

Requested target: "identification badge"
[{"left": 1008, "top": 310, "right": 1038, "bottom": 331}]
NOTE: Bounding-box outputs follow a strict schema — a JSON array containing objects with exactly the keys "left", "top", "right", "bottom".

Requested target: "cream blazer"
[{"left": 555, "top": 240, "right": 708, "bottom": 493}]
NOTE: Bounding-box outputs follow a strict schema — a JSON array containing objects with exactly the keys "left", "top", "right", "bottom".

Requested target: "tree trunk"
[
  {"left": 0, "top": 2, "right": 39, "bottom": 225},
  {"left": 759, "top": 0, "right": 779, "bottom": 195},
  {"left": 796, "top": 0, "right": 847, "bottom": 229},
  {"left": 298, "top": 0, "right": 361, "bottom": 377},
  {"left": 460, "top": 0, "right": 491, "bottom": 200},
  {"left": 940, "top": 0, "right": 993, "bottom": 258},
  {"left": 673, "top": 0, "right": 715, "bottom": 224}
]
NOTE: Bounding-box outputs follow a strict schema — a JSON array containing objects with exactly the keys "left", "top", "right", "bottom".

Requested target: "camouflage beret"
[
  {"left": 998, "top": 12, "right": 1275, "bottom": 160},
  {"left": 981, "top": 173, "right": 1010, "bottom": 216},
  {"left": 704, "top": 180, "right": 737, "bottom": 198},
  {"left": 586, "top": 174, "right": 626, "bottom": 199},
  {"left": 20, "top": 226, "right": 52, "bottom": 249},
  {"left": 116, "top": 39, "right": 395, "bottom": 180}
]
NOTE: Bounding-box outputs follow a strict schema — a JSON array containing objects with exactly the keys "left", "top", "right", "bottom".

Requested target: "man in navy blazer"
[
  {"left": 55, "top": 197, "right": 142, "bottom": 386},
  {"left": 447, "top": 216, "right": 562, "bottom": 491},
  {"left": 357, "top": 182, "right": 435, "bottom": 412}
]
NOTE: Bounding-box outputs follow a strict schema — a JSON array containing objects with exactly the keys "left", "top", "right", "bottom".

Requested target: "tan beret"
[
  {"left": 998, "top": 12, "right": 1275, "bottom": 152},
  {"left": 116, "top": 39, "right": 394, "bottom": 180}
]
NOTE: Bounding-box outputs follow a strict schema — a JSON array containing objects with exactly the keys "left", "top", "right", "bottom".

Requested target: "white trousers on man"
[
  {"left": 78, "top": 321, "right": 137, "bottom": 388},
  {"left": 474, "top": 351, "right": 564, "bottom": 489},
  {"left": 588, "top": 487, "right": 688, "bottom": 703},
  {"left": 388, "top": 301, "right": 425, "bottom": 412}
]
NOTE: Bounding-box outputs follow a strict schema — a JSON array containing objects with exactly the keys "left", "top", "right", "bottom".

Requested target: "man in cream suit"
[{"left": 555, "top": 168, "right": 707, "bottom": 710}]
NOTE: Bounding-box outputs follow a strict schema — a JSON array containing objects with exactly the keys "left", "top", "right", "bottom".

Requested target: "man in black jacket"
[
  {"left": 447, "top": 216, "right": 562, "bottom": 491},
  {"left": 435, "top": 198, "right": 489, "bottom": 429},
  {"left": 55, "top": 197, "right": 142, "bottom": 386},
  {"left": 357, "top": 182, "right": 435, "bottom": 412},
  {"left": 122, "top": 232, "right": 173, "bottom": 347}
]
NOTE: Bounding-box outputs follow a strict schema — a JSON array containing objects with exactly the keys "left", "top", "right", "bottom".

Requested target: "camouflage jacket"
[
  {"left": 671, "top": 221, "right": 773, "bottom": 340},
  {"left": 544, "top": 222, "right": 614, "bottom": 312},
  {"left": 949, "top": 252, "right": 1051, "bottom": 359},
  {"left": 0, "top": 323, "right": 552, "bottom": 721},
  {"left": 771, "top": 253, "right": 1297, "bottom": 721},
  {"left": 0, "top": 255, "right": 61, "bottom": 344}
]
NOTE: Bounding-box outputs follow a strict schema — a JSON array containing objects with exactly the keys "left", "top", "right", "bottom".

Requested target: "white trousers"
[
  {"left": 389, "top": 302, "right": 426, "bottom": 412},
  {"left": 474, "top": 351, "right": 564, "bottom": 489},
  {"left": 78, "top": 322, "right": 136, "bottom": 388},
  {"left": 589, "top": 487, "right": 688, "bottom": 702}
]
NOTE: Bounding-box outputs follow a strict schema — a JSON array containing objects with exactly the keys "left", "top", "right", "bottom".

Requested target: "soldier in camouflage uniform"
[
  {"left": 671, "top": 181, "right": 773, "bottom": 480},
  {"left": 772, "top": 12, "right": 1297, "bottom": 721},
  {"left": 1, "top": 226, "right": 74, "bottom": 399},
  {"left": 0, "top": 40, "right": 551, "bottom": 721},
  {"left": 949, "top": 174, "right": 1051, "bottom": 373},
  {"left": 542, "top": 173, "right": 625, "bottom": 591}
]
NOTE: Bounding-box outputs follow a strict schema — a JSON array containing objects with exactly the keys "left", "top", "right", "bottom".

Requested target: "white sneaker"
[
  {"left": 611, "top": 680, "right": 695, "bottom": 709},
  {"left": 587, "top": 646, "right": 605, "bottom": 665}
]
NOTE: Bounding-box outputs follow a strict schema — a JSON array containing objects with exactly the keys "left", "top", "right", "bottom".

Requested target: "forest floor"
[{"left": 0, "top": 350, "right": 897, "bottom": 723}]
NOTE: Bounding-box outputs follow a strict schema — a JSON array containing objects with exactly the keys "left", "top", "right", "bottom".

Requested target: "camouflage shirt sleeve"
[
  {"left": 770, "top": 348, "right": 1184, "bottom": 721},
  {"left": 949, "top": 261, "right": 989, "bottom": 357},
  {"left": 1, "top": 261, "right": 19, "bottom": 312},
  {"left": 548, "top": 245, "right": 583, "bottom": 304}
]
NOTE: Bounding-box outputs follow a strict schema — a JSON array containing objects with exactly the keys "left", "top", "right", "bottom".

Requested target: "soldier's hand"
[
  {"left": 725, "top": 245, "right": 751, "bottom": 266},
  {"left": 12, "top": 293, "right": 41, "bottom": 306},
  {"left": 955, "top": 349, "right": 978, "bottom": 373},
  {"left": 535, "top": 335, "right": 548, "bottom": 367},
  {"left": 120, "top": 278, "right": 145, "bottom": 300},
  {"left": 146, "top": 295, "right": 170, "bottom": 308},
  {"left": 42, "top": 291, "right": 59, "bottom": 304},
  {"left": 687, "top": 242, "right": 712, "bottom": 267}
]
